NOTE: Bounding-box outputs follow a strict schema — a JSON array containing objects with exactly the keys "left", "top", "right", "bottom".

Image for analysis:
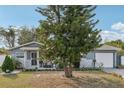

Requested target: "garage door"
[{"left": 95, "top": 53, "right": 113, "bottom": 68}]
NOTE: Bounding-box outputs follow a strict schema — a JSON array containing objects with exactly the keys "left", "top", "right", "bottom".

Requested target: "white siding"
[
  {"left": 0, "top": 55, "right": 6, "bottom": 66},
  {"left": 95, "top": 53, "right": 113, "bottom": 68},
  {"left": 86, "top": 52, "right": 95, "bottom": 59},
  {"left": 80, "top": 58, "right": 102, "bottom": 68},
  {"left": 80, "top": 58, "right": 93, "bottom": 68}
]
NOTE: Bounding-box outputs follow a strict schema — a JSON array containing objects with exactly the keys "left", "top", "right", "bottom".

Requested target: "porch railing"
[{"left": 39, "top": 61, "right": 56, "bottom": 68}]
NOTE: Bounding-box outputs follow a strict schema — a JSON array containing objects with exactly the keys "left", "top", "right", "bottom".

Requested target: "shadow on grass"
[
  {"left": 68, "top": 76, "right": 88, "bottom": 88},
  {"left": 2, "top": 74, "right": 18, "bottom": 79},
  {"left": 70, "top": 75, "right": 124, "bottom": 88},
  {"left": 69, "top": 76, "right": 102, "bottom": 88}
]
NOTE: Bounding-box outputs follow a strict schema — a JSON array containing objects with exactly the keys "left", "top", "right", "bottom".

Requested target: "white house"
[
  {"left": 8, "top": 41, "right": 55, "bottom": 70},
  {"left": 80, "top": 44, "right": 121, "bottom": 68}
]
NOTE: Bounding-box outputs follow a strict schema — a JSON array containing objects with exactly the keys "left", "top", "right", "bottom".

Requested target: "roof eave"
[{"left": 8, "top": 41, "right": 43, "bottom": 51}]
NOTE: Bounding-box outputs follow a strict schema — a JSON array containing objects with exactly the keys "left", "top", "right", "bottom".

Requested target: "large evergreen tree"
[{"left": 36, "top": 5, "right": 101, "bottom": 77}]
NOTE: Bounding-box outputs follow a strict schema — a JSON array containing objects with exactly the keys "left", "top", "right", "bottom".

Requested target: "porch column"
[
  {"left": 24, "top": 50, "right": 27, "bottom": 69},
  {"left": 37, "top": 50, "right": 39, "bottom": 68}
]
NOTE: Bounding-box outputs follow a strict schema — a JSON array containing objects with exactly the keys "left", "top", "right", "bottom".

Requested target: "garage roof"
[{"left": 95, "top": 44, "right": 121, "bottom": 51}]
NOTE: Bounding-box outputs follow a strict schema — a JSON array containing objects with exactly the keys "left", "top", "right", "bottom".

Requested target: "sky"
[
  {"left": 0, "top": 5, "right": 44, "bottom": 27},
  {"left": 0, "top": 5, "right": 124, "bottom": 48}
]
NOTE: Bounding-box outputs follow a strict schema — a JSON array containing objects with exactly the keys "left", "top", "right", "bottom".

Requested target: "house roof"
[
  {"left": 95, "top": 44, "right": 121, "bottom": 51},
  {"left": 8, "top": 41, "right": 43, "bottom": 51}
]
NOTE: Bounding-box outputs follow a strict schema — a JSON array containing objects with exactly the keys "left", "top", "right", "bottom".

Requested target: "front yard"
[{"left": 0, "top": 71, "right": 124, "bottom": 88}]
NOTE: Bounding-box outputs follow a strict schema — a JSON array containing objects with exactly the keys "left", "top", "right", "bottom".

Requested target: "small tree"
[{"left": 2, "top": 55, "right": 15, "bottom": 73}]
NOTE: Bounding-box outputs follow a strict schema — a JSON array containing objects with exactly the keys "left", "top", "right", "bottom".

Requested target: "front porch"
[{"left": 21, "top": 47, "right": 56, "bottom": 70}]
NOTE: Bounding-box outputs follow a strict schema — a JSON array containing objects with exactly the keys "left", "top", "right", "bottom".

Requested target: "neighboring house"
[
  {"left": 8, "top": 41, "right": 55, "bottom": 70},
  {"left": 80, "top": 44, "right": 121, "bottom": 68}
]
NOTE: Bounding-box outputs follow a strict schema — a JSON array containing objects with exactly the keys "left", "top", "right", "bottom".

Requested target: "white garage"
[
  {"left": 94, "top": 45, "right": 121, "bottom": 68},
  {"left": 80, "top": 44, "right": 121, "bottom": 68}
]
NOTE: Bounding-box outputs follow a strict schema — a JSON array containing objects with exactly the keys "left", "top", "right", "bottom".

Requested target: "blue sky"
[
  {"left": 0, "top": 5, "right": 44, "bottom": 28},
  {"left": 0, "top": 5, "right": 124, "bottom": 48},
  {"left": 95, "top": 5, "right": 124, "bottom": 30}
]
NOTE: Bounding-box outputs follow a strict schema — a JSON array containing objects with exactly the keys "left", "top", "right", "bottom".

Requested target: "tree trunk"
[{"left": 64, "top": 65, "right": 73, "bottom": 78}]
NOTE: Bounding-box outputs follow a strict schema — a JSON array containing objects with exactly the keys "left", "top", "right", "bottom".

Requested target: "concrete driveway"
[{"left": 103, "top": 68, "right": 124, "bottom": 78}]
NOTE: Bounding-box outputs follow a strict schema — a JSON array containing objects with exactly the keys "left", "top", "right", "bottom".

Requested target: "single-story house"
[
  {"left": 8, "top": 41, "right": 56, "bottom": 70},
  {"left": 80, "top": 44, "right": 121, "bottom": 68}
]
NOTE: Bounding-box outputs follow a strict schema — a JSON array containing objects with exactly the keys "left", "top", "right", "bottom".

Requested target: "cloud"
[
  {"left": 100, "top": 22, "right": 124, "bottom": 43},
  {"left": 100, "top": 30, "right": 124, "bottom": 43},
  {"left": 111, "top": 22, "right": 124, "bottom": 32}
]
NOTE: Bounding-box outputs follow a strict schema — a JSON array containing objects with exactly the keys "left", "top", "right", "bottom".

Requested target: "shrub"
[
  {"left": 12, "top": 58, "right": 23, "bottom": 69},
  {"left": 1, "top": 55, "right": 15, "bottom": 73}
]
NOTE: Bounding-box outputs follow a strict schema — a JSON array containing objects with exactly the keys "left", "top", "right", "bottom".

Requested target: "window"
[
  {"left": 31, "top": 52, "right": 37, "bottom": 58},
  {"left": 16, "top": 52, "right": 24, "bottom": 58},
  {"left": 31, "top": 60, "right": 37, "bottom": 65},
  {"left": 31, "top": 52, "right": 37, "bottom": 65}
]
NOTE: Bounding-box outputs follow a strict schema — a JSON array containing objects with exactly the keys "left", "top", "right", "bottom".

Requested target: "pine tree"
[{"left": 36, "top": 5, "right": 101, "bottom": 77}]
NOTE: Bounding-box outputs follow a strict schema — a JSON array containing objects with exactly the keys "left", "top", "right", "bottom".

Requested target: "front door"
[{"left": 31, "top": 52, "right": 37, "bottom": 66}]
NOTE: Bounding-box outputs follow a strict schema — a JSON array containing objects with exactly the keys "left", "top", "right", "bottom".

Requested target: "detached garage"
[
  {"left": 94, "top": 45, "right": 121, "bottom": 68},
  {"left": 80, "top": 44, "right": 121, "bottom": 68}
]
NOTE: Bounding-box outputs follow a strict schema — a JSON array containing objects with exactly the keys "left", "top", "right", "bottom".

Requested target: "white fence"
[
  {"left": 80, "top": 58, "right": 103, "bottom": 68},
  {"left": 0, "top": 55, "right": 6, "bottom": 66}
]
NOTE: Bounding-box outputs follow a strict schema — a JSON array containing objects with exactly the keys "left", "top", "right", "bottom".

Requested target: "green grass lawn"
[
  {"left": 0, "top": 72, "right": 33, "bottom": 88},
  {"left": 0, "top": 71, "right": 124, "bottom": 88}
]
